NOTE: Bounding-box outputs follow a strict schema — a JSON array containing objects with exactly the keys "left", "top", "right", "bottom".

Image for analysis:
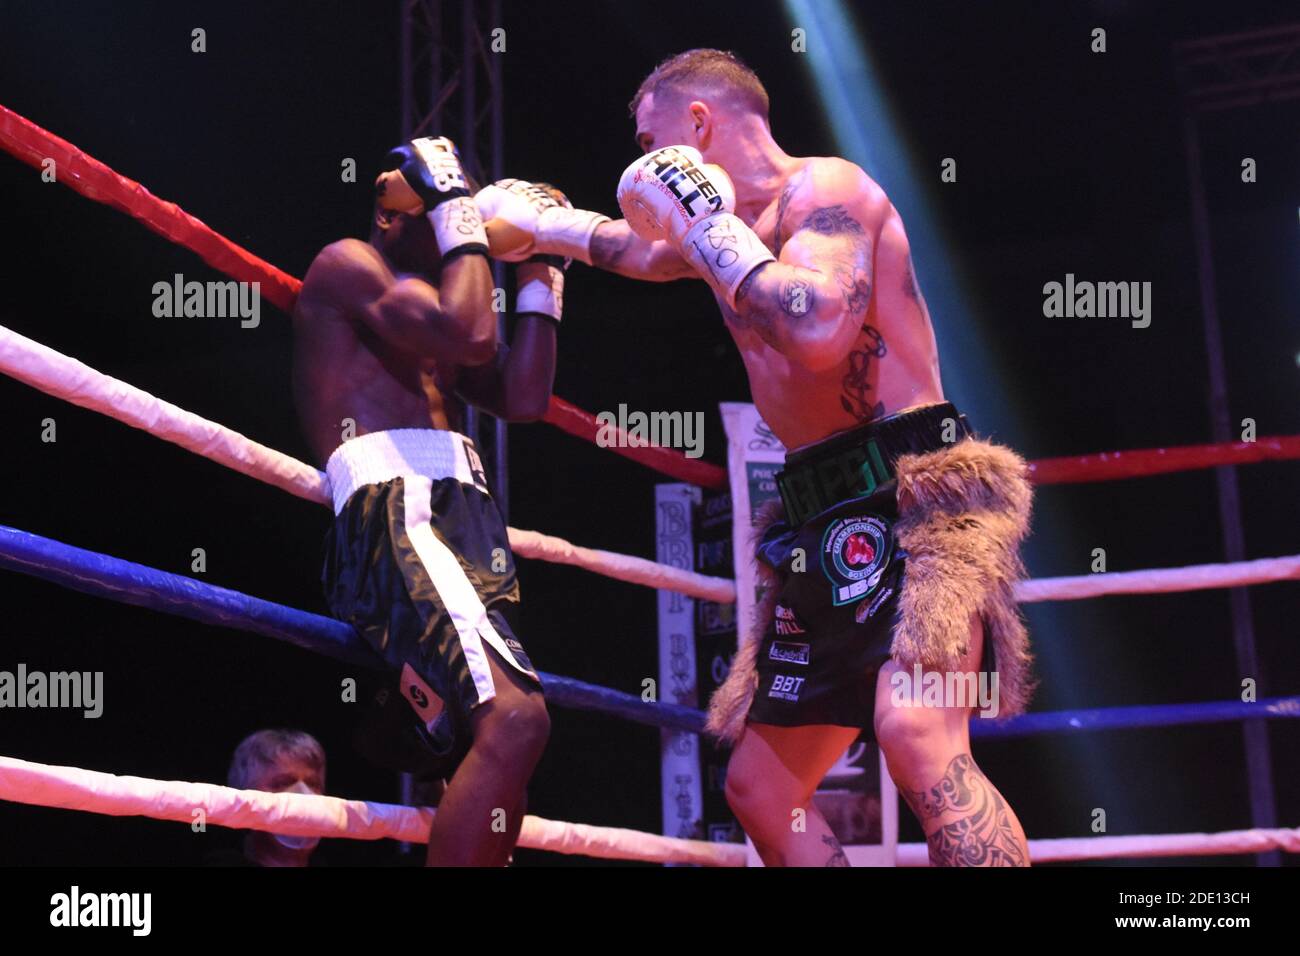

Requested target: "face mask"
[{"left": 274, "top": 833, "right": 320, "bottom": 852}]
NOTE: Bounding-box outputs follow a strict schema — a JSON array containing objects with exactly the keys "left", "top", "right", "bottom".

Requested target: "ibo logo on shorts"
[
  {"left": 821, "top": 514, "right": 892, "bottom": 606},
  {"left": 768, "top": 674, "right": 806, "bottom": 701}
]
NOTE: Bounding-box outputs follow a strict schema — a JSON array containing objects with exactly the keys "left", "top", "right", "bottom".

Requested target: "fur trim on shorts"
[{"left": 705, "top": 437, "right": 1035, "bottom": 744}]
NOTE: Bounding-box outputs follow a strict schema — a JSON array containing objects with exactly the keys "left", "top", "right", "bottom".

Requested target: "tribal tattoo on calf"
[{"left": 901, "top": 754, "right": 1028, "bottom": 867}]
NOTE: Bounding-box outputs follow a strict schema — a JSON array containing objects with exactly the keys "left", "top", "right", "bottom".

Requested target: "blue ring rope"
[
  {"left": 0, "top": 524, "right": 1294, "bottom": 742},
  {"left": 0, "top": 524, "right": 707, "bottom": 735},
  {"left": 970, "top": 695, "right": 1300, "bottom": 739}
]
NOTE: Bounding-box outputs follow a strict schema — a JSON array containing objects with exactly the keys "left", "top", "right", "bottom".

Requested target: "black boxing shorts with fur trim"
[{"left": 746, "top": 404, "right": 991, "bottom": 739}]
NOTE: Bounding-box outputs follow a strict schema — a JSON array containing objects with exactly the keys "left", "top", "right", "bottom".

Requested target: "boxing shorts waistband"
[
  {"left": 776, "top": 402, "right": 971, "bottom": 526},
  {"left": 325, "top": 428, "right": 489, "bottom": 515}
]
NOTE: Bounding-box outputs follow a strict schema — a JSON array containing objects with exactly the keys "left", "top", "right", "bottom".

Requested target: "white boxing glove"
[
  {"left": 617, "top": 146, "right": 775, "bottom": 307},
  {"left": 475, "top": 178, "right": 609, "bottom": 265},
  {"left": 616, "top": 145, "right": 730, "bottom": 243}
]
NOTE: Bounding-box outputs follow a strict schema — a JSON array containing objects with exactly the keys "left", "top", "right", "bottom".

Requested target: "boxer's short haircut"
[
  {"left": 227, "top": 728, "right": 326, "bottom": 790},
  {"left": 630, "top": 48, "right": 770, "bottom": 121}
]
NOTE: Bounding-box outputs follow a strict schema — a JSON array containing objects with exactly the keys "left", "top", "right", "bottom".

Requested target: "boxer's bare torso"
[
  {"left": 721, "top": 158, "right": 943, "bottom": 449},
  {"left": 593, "top": 156, "right": 943, "bottom": 451},
  {"left": 293, "top": 233, "right": 553, "bottom": 468},
  {"left": 292, "top": 240, "right": 459, "bottom": 467}
]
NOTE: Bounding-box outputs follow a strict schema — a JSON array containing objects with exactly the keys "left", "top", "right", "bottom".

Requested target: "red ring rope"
[{"left": 3, "top": 102, "right": 1297, "bottom": 491}]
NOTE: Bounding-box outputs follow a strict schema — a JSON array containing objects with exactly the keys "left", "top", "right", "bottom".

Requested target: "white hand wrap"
[
  {"left": 679, "top": 211, "right": 775, "bottom": 309},
  {"left": 427, "top": 195, "right": 488, "bottom": 259},
  {"left": 533, "top": 206, "right": 610, "bottom": 266},
  {"left": 516, "top": 264, "right": 565, "bottom": 322}
]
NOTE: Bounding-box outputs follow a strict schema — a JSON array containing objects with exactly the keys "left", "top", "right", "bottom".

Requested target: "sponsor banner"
[
  {"left": 720, "top": 402, "right": 786, "bottom": 675},
  {"left": 694, "top": 487, "right": 739, "bottom": 840},
  {"left": 655, "top": 483, "right": 704, "bottom": 845}
]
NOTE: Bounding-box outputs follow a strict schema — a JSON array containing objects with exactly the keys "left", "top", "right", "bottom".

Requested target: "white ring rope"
[
  {"left": 0, "top": 755, "right": 746, "bottom": 867},
  {"left": 1016, "top": 554, "right": 1300, "bottom": 602},
  {"left": 506, "top": 527, "right": 736, "bottom": 603},
  {"left": 2, "top": 323, "right": 1294, "bottom": 608},
  {"left": 898, "top": 826, "right": 1300, "bottom": 865},
  {"left": 3, "top": 753, "right": 1291, "bottom": 867},
  {"left": 0, "top": 323, "right": 330, "bottom": 503},
  {"left": 0, "top": 323, "right": 735, "bottom": 603}
]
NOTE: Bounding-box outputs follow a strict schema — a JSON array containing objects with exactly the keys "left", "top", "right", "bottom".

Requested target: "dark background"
[{"left": 0, "top": 0, "right": 1296, "bottom": 866}]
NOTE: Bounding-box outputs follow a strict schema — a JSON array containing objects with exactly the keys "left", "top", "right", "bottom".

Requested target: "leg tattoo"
[{"left": 901, "top": 754, "right": 1027, "bottom": 867}]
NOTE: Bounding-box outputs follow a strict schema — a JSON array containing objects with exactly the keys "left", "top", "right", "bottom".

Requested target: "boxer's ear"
[{"left": 688, "top": 100, "right": 712, "bottom": 151}]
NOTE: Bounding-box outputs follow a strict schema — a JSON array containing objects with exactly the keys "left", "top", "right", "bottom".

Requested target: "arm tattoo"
[
  {"left": 589, "top": 226, "right": 633, "bottom": 269},
  {"left": 773, "top": 179, "right": 798, "bottom": 256},
  {"left": 903, "top": 255, "right": 922, "bottom": 303},
  {"left": 735, "top": 267, "right": 764, "bottom": 313},
  {"left": 805, "top": 206, "right": 872, "bottom": 317},
  {"left": 901, "top": 754, "right": 1029, "bottom": 867},
  {"left": 822, "top": 834, "right": 850, "bottom": 867},
  {"left": 840, "top": 271, "right": 872, "bottom": 314},
  {"left": 839, "top": 324, "right": 886, "bottom": 421},
  {"left": 780, "top": 275, "right": 816, "bottom": 317},
  {"left": 733, "top": 204, "right": 872, "bottom": 342},
  {"left": 801, "top": 204, "right": 865, "bottom": 237}
]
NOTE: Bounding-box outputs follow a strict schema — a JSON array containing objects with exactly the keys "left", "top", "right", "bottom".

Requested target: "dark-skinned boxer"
[{"left": 294, "top": 137, "right": 568, "bottom": 866}]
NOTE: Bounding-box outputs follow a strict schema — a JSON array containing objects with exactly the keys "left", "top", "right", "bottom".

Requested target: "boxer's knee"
[
  {"left": 874, "top": 697, "right": 958, "bottom": 787},
  {"left": 723, "top": 761, "right": 761, "bottom": 827},
  {"left": 724, "top": 754, "right": 808, "bottom": 842},
  {"left": 725, "top": 768, "right": 784, "bottom": 840},
  {"left": 473, "top": 691, "right": 550, "bottom": 770}
]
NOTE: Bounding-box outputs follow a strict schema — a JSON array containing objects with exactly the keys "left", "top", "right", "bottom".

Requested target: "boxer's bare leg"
[
  {"left": 874, "top": 614, "right": 1029, "bottom": 866},
  {"left": 426, "top": 647, "right": 549, "bottom": 866},
  {"left": 500, "top": 792, "right": 528, "bottom": 866},
  {"left": 725, "top": 722, "right": 861, "bottom": 866}
]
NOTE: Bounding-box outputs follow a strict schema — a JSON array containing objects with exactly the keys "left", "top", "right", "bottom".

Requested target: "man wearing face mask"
[{"left": 205, "top": 729, "right": 328, "bottom": 867}]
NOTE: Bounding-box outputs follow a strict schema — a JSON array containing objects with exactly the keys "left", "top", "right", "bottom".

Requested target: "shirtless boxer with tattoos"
[{"left": 482, "top": 50, "right": 1035, "bottom": 867}]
